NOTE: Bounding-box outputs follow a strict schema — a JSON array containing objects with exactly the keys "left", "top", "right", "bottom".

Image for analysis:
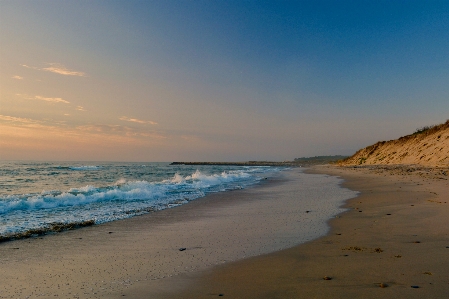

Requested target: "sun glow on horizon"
[{"left": 0, "top": 114, "right": 169, "bottom": 161}]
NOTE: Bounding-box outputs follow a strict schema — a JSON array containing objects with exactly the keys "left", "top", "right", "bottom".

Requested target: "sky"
[{"left": 1, "top": 0, "right": 448, "bottom": 162}]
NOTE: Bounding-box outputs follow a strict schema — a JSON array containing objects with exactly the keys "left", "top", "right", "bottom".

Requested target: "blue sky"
[{"left": 1, "top": 1, "right": 448, "bottom": 161}]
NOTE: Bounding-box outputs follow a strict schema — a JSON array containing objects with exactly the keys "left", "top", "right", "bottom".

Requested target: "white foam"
[
  {"left": 0, "top": 168, "right": 275, "bottom": 235},
  {"left": 69, "top": 165, "right": 100, "bottom": 170}
]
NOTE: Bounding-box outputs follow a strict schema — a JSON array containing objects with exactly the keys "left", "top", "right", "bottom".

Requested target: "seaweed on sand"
[{"left": 0, "top": 220, "right": 95, "bottom": 243}]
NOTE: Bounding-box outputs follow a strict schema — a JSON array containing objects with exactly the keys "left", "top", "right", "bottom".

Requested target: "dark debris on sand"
[{"left": 0, "top": 220, "right": 95, "bottom": 243}]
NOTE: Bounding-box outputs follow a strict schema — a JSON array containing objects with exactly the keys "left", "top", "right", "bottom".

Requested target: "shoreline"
[
  {"left": 2, "top": 165, "right": 447, "bottom": 298},
  {"left": 0, "top": 168, "right": 357, "bottom": 298},
  {"left": 170, "top": 161, "right": 298, "bottom": 166},
  {"left": 161, "top": 164, "right": 449, "bottom": 298}
]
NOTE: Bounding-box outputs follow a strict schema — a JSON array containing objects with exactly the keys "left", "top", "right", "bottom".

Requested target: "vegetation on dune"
[
  {"left": 293, "top": 155, "right": 348, "bottom": 165},
  {"left": 413, "top": 125, "right": 437, "bottom": 135},
  {"left": 410, "top": 119, "right": 449, "bottom": 137}
]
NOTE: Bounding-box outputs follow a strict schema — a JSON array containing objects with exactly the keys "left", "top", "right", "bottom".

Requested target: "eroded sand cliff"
[{"left": 340, "top": 120, "right": 449, "bottom": 166}]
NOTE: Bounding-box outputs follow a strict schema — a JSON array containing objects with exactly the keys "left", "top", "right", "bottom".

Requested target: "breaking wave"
[{"left": 0, "top": 168, "right": 273, "bottom": 236}]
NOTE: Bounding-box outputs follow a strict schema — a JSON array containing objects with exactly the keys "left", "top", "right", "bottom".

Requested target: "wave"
[
  {"left": 69, "top": 165, "right": 100, "bottom": 171},
  {"left": 0, "top": 169, "right": 257, "bottom": 216}
]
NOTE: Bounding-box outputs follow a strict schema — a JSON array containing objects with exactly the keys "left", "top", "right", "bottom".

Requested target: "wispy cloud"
[
  {"left": 119, "top": 116, "right": 158, "bottom": 125},
  {"left": 42, "top": 63, "right": 86, "bottom": 77},
  {"left": 12, "top": 75, "right": 23, "bottom": 80},
  {"left": 35, "top": 96, "right": 70, "bottom": 104},
  {"left": 0, "top": 115, "right": 35, "bottom": 124},
  {"left": 78, "top": 124, "right": 166, "bottom": 139},
  {"left": 20, "top": 64, "right": 39, "bottom": 70},
  {"left": 76, "top": 106, "right": 85, "bottom": 111},
  {"left": 0, "top": 114, "right": 52, "bottom": 130},
  {"left": 77, "top": 124, "right": 120, "bottom": 133},
  {"left": 16, "top": 94, "right": 70, "bottom": 104},
  {"left": 20, "top": 63, "right": 86, "bottom": 77},
  {"left": 0, "top": 115, "right": 169, "bottom": 161},
  {"left": 0, "top": 115, "right": 64, "bottom": 127},
  {"left": 1, "top": 114, "right": 166, "bottom": 139}
]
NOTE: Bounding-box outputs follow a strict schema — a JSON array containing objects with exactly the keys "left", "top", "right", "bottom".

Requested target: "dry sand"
[
  {"left": 0, "top": 168, "right": 356, "bottom": 299},
  {"left": 161, "top": 164, "right": 449, "bottom": 299}
]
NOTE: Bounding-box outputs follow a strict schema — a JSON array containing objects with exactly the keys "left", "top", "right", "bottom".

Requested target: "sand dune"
[{"left": 340, "top": 120, "right": 449, "bottom": 166}]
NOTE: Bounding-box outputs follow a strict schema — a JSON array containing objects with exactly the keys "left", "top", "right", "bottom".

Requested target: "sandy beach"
[
  {"left": 0, "top": 168, "right": 356, "bottom": 298},
  {"left": 162, "top": 165, "right": 449, "bottom": 299},
  {"left": 1, "top": 165, "right": 447, "bottom": 298}
]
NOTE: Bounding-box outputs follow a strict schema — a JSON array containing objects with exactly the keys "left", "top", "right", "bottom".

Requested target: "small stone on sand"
[
  {"left": 379, "top": 283, "right": 388, "bottom": 288},
  {"left": 323, "top": 276, "right": 332, "bottom": 280},
  {"left": 179, "top": 248, "right": 187, "bottom": 251}
]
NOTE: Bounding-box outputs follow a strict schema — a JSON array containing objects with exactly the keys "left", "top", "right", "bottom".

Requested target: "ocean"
[{"left": 0, "top": 161, "right": 282, "bottom": 238}]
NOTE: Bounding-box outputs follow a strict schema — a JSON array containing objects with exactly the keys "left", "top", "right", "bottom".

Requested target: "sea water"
[{"left": 0, "top": 161, "right": 281, "bottom": 237}]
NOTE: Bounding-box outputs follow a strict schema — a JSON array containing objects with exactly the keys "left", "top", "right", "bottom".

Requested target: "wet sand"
[
  {"left": 160, "top": 164, "right": 449, "bottom": 299},
  {"left": 0, "top": 168, "right": 356, "bottom": 298}
]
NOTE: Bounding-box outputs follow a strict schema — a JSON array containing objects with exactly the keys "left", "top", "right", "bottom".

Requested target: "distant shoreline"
[
  {"left": 170, "top": 155, "right": 348, "bottom": 166},
  {"left": 169, "top": 161, "right": 298, "bottom": 166}
]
